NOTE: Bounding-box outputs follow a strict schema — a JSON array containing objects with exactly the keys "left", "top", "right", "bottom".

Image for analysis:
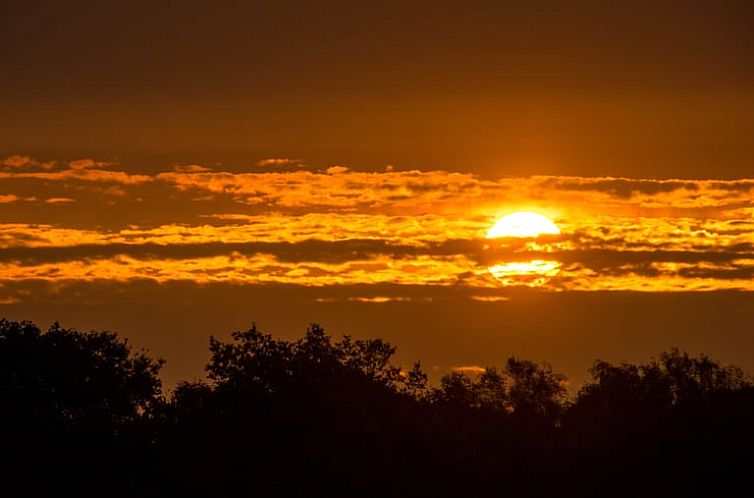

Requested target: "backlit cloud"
[
  {"left": 173, "top": 164, "right": 213, "bottom": 173},
  {"left": 44, "top": 197, "right": 76, "bottom": 204},
  {"left": 0, "top": 169, "right": 152, "bottom": 185},
  {"left": 0, "top": 157, "right": 752, "bottom": 294},
  {"left": 256, "top": 158, "right": 305, "bottom": 167},
  {"left": 2, "top": 155, "right": 35, "bottom": 168},
  {"left": 68, "top": 158, "right": 112, "bottom": 170}
]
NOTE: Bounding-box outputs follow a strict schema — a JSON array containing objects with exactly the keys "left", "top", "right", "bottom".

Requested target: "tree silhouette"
[
  {"left": 564, "top": 349, "right": 754, "bottom": 497},
  {"left": 505, "top": 357, "right": 567, "bottom": 424},
  {"left": 2, "top": 317, "right": 753, "bottom": 498},
  {"left": 435, "top": 370, "right": 478, "bottom": 407},
  {"left": 433, "top": 358, "right": 566, "bottom": 424},
  {"left": 401, "top": 360, "right": 430, "bottom": 399},
  {"left": 475, "top": 367, "right": 507, "bottom": 412},
  {"left": 163, "top": 323, "right": 442, "bottom": 497},
  {"left": 0, "top": 319, "right": 163, "bottom": 497}
]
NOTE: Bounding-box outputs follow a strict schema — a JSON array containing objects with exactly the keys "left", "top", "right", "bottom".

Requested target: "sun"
[
  {"left": 484, "top": 211, "right": 562, "bottom": 287},
  {"left": 486, "top": 212, "right": 560, "bottom": 239}
]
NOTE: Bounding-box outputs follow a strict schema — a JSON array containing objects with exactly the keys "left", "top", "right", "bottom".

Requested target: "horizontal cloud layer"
[{"left": 1, "top": 156, "right": 753, "bottom": 294}]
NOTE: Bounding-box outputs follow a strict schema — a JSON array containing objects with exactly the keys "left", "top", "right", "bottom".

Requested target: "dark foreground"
[{"left": 2, "top": 318, "right": 752, "bottom": 497}]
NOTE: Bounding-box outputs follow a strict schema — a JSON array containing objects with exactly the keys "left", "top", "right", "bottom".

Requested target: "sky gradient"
[{"left": 1, "top": 1, "right": 753, "bottom": 387}]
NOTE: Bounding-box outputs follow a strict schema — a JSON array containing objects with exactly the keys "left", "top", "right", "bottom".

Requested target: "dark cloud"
[
  {"left": 554, "top": 248, "right": 754, "bottom": 266},
  {"left": 708, "top": 181, "right": 754, "bottom": 192},
  {"left": 4, "top": 236, "right": 753, "bottom": 291},
  {"left": 0, "top": 239, "right": 483, "bottom": 266},
  {"left": 677, "top": 266, "right": 754, "bottom": 280},
  {"left": 540, "top": 178, "right": 702, "bottom": 198}
]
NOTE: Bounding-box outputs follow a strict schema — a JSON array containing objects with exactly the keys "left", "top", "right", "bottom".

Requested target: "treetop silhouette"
[{"left": 2, "top": 318, "right": 753, "bottom": 498}]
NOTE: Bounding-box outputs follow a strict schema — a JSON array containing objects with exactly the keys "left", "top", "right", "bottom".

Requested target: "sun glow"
[
  {"left": 486, "top": 212, "right": 561, "bottom": 286},
  {"left": 486, "top": 212, "right": 560, "bottom": 239},
  {"left": 487, "top": 260, "right": 561, "bottom": 287}
]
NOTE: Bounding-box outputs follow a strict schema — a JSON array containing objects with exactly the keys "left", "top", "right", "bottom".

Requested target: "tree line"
[{"left": 1, "top": 318, "right": 752, "bottom": 497}]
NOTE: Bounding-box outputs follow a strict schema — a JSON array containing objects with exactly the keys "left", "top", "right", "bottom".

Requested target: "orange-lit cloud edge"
[{"left": 1, "top": 156, "right": 753, "bottom": 300}]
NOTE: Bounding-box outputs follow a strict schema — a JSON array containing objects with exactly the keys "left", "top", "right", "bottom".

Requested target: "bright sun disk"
[
  {"left": 485, "top": 212, "right": 561, "bottom": 286},
  {"left": 486, "top": 211, "right": 560, "bottom": 239}
]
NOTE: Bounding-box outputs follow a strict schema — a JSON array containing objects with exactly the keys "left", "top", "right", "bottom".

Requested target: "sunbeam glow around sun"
[
  {"left": 485, "top": 212, "right": 561, "bottom": 286},
  {"left": 486, "top": 212, "right": 560, "bottom": 239}
]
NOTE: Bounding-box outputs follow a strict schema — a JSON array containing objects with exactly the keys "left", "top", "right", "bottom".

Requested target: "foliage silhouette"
[
  {"left": 1, "top": 318, "right": 753, "bottom": 497},
  {"left": 0, "top": 319, "right": 164, "bottom": 497}
]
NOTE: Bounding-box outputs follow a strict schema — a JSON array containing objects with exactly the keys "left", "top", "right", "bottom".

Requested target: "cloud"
[
  {"left": 155, "top": 169, "right": 510, "bottom": 212},
  {"left": 0, "top": 215, "right": 489, "bottom": 250},
  {"left": 326, "top": 165, "right": 349, "bottom": 174},
  {"left": 539, "top": 177, "right": 702, "bottom": 198},
  {"left": 0, "top": 237, "right": 489, "bottom": 268},
  {"left": 68, "top": 158, "right": 112, "bottom": 170},
  {"left": 532, "top": 176, "right": 754, "bottom": 210},
  {"left": 0, "top": 195, "right": 38, "bottom": 203},
  {"left": 3, "top": 232, "right": 752, "bottom": 290},
  {"left": 0, "top": 169, "right": 152, "bottom": 184},
  {"left": 344, "top": 296, "right": 427, "bottom": 303},
  {"left": 1, "top": 158, "right": 754, "bottom": 291},
  {"left": 0, "top": 252, "right": 484, "bottom": 287},
  {"left": 152, "top": 169, "right": 754, "bottom": 217},
  {"left": 4, "top": 158, "right": 754, "bottom": 216},
  {"left": 257, "top": 158, "right": 305, "bottom": 167},
  {"left": 7, "top": 159, "right": 754, "bottom": 218},
  {"left": 469, "top": 295, "right": 510, "bottom": 302},
  {"left": 2, "top": 156, "right": 109, "bottom": 171},
  {"left": 44, "top": 197, "right": 76, "bottom": 204},
  {"left": 452, "top": 365, "right": 486, "bottom": 374},
  {"left": 2, "top": 155, "right": 35, "bottom": 168},
  {"left": 174, "top": 164, "right": 213, "bottom": 173}
]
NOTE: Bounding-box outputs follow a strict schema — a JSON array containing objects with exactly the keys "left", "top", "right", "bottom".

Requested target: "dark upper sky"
[{"left": 2, "top": 0, "right": 753, "bottom": 177}]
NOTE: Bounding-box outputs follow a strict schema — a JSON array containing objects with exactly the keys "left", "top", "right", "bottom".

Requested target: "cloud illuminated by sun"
[
  {"left": 486, "top": 212, "right": 560, "bottom": 238},
  {"left": 485, "top": 212, "right": 562, "bottom": 286},
  {"left": 2, "top": 156, "right": 754, "bottom": 293}
]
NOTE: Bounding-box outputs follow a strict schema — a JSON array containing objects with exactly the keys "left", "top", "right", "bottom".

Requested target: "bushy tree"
[
  {"left": 0, "top": 319, "right": 164, "bottom": 497},
  {"left": 433, "top": 359, "right": 566, "bottom": 424},
  {"left": 572, "top": 348, "right": 752, "bottom": 430},
  {"left": 0, "top": 319, "right": 163, "bottom": 426},
  {"left": 206, "top": 322, "right": 413, "bottom": 394},
  {"left": 505, "top": 357, "right": 567, "bottom": 423}
]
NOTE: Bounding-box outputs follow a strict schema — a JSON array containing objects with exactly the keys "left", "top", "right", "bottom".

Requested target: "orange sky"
[{"left": 1, "top": 1, "right": 753, "bottom": 386}]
